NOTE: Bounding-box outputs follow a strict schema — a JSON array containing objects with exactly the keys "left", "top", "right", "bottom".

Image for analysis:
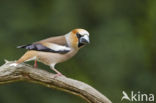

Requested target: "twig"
[{"left": 0, "top": 61, "right": 112, "bottom": 103}]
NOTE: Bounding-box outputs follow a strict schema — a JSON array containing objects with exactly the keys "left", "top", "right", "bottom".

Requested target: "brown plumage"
[
  {"left": 10, "top": 28, "right": 90, "bottom": 76},
  {"left": 38, "top": 36, "right": 66, "bottom": 46}
]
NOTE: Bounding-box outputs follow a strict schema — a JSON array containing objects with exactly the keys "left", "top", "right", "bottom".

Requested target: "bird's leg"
[
  {"left": 34, "top": 60, "right": 38, "bottom": 68},
  {"left": 51, "top": 67, "right": 62, "bottom": 76},
  {"left": 50, "top": 64, "right": 65, "bottom": 77},
  {"left": 50, "top": 67, "right": 65, "bottom": 78}
]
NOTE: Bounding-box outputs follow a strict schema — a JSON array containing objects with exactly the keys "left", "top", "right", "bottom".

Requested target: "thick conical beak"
[{"left": 80, "top": 35, "right": 90, "bottom": 44}]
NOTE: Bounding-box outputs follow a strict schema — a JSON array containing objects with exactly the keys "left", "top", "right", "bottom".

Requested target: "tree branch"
[{"left": 0, "top": 61, "right": 112, "bottom": 103}]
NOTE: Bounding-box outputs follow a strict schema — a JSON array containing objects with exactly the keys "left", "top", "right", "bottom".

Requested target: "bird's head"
[{"left": 66, "top": 28, "right": 90, "bottom": 49}]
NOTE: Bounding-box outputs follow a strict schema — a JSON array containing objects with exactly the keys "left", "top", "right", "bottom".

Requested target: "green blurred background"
[{"left": 0, "top": 0, "right": 156, "bottom": 103}]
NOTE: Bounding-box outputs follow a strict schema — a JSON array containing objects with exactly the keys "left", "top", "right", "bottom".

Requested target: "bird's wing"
[
  {"left": 41, "top": 42, "right": 71, "bottom": 53},
  {"left": 17, "top": 43, "right": 71, "bottom": 54},
  {"left": 37, "top": 36, "right": 67, "bottom": 46},
  {"left": 17, "top": 35, "right": 71, "bottom": 54}
]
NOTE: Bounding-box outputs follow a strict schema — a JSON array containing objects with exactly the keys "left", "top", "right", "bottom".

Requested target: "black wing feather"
[{"left": 17, "top": 43, "right": 70, "bottom": 54}]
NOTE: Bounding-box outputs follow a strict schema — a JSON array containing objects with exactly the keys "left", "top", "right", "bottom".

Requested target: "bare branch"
[{"left": 0, "top": 61, "right": 112, "bottom": 103}]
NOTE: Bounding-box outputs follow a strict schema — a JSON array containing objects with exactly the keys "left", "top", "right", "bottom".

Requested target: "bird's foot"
[
  {"left": 33, "top": 64, "right": 38, "bottom": 68},
  {"left": 53, "top": 73, "right": 65, "bottom": 78}
]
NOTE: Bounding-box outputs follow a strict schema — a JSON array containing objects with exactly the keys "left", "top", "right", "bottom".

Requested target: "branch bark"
[{"left": 0, "top": 61, "right": 112, "bottom": 103}]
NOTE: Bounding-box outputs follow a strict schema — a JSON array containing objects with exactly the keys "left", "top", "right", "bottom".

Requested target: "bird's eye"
[{"left": 76, "top": 33, "right": 82, "bottom": 38}]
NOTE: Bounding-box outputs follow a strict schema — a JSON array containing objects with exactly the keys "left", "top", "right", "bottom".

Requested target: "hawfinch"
[{"left": 10, "top": 29, "right": 90, "bottom": 76}]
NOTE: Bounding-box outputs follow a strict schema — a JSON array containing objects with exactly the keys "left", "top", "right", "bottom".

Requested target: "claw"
[{"left": 53, "top": 73, "right": 65, "bottom": 78}]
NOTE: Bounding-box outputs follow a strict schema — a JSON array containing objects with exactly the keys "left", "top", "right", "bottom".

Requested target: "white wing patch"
[{"left": 43, "top": 43, "right": 71, "bottom": 52}]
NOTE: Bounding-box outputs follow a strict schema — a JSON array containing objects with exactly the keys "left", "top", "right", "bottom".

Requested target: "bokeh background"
[{"left": 0, "top": 0, "right": 156, "bottom": 103}]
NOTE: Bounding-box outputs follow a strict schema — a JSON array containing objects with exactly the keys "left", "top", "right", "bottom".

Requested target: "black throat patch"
[
  {"left": 76, "top": 33, "right": 85, "bottom": 48},
  {"left": 78, "top": 42, "right": 85, "bottom": 48}
]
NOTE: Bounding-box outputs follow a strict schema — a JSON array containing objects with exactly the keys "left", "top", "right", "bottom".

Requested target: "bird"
[{"left": 10, "top": 28, "right": 90, "bottom": 76}]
